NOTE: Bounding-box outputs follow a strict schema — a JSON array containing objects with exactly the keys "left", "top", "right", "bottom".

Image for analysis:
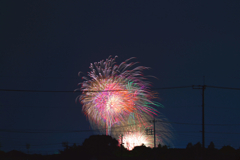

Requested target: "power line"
[
  {"left": 0, "top": 86, "right": 192, "bottom": 93},
  {"left": 205, "top": 131, "right": 240, "bottom": 135},
  {"left": 1, "top": 128, "right": 240, "bottom": 135},
  {"left": 0, "top": 76, "right": 80, "bottom": 79},
  {"left": 207, "top": 85, "right": 240, "bottom": 90},
  {"left": 0, "top": 89, "right": 76, "bottom": 93},
  {"left": 0, "top": 129, "right": 94, "bottom": 133},
  {"left": 155, "top": 120, "right": 240, "bottom": 126},
  {"left": 0, "top": 120, "right": 239, "bottom": 134},
  {"left": 1, "top": 104, "right": 239, "bottom": 110},
  {"left": 1, "top": 85, "right": 240, "bottom": 92},
  {"left": 0, "top": 105, "right": 81, "bottom": 109}
]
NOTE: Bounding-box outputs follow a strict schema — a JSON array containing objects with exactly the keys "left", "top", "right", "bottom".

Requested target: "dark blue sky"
[{"left": 1, "top": 0, "right": 240, "bottom": 154}]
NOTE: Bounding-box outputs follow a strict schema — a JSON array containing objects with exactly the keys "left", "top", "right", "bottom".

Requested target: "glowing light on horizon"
[{"left": 120, "top": 131, "right": 151, "bottom": 150}]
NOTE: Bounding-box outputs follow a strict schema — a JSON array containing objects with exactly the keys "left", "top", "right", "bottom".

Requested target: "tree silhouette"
[
  {"left": 186, "top": 142, "right": 193, "bottom": 149},
  {"left": 208, "top": 141, "right": 215, "bottom": 150},
  {"left": 220, "top": 145, "right": 235, "bottom": 153},
  {"left": 82, "top": 135, "right": 119, "bottom": 158},
  {"left": 131, "top": 144, "right": 152, "bottom": 158},
  {"left": 162, "top": 145, "right": 168, "bottom": 149},
  {"left": 62, "top": 142, "right": 69, "bottom": 150},
  {"left": 194, "top": 142, "right": 201, "bottom": 150}
]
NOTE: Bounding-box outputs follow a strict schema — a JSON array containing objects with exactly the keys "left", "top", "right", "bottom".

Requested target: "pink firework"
[{"left": 76, "top": 56, "right": 159, "bottom": 135}]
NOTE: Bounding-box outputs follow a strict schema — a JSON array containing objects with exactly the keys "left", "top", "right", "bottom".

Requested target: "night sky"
[{"left": 1, "top": 0, "right": 240, "bottom": 154}]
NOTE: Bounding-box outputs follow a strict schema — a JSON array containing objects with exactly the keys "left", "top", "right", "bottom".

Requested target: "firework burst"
[{"left": 76, "top": 56, "right": 160, "bottom": 135}]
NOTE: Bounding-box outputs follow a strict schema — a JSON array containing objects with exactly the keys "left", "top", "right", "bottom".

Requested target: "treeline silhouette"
[{"left": 0, "top": 135, "right": 240, "bottom": 160}]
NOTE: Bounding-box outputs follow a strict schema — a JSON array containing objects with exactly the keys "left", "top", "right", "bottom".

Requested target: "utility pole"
[
  {"left": 146, "top": 119, "right": 156, "bottom": 148},
  {"left": 202, "top": 85, "right": 205, "bottom": 149},
  {"left": 154, "top": 118, "right": 156, "bottom": 148},
  {"left": 192, "top": 85, "right": 206, "bottom": 149}
]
